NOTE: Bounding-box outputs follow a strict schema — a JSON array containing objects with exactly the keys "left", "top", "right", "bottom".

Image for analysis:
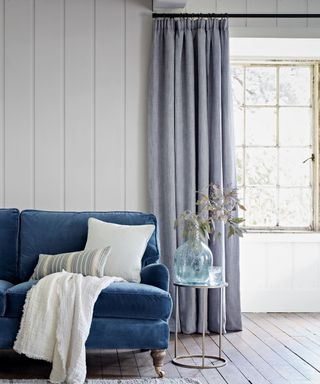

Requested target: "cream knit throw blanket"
[{"left": 14, "top": 271, "right": 122, "bottom": 384}]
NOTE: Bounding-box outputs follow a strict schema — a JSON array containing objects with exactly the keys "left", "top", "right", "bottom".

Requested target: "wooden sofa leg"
[{"left": 151, "top": 349, "right": 166, "bottom": 378}]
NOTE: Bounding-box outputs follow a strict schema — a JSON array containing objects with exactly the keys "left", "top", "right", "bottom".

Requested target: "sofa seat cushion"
[
  {"left": 4, "top": 281, "right": 172, "bottom": 321},
  {"left": 94, "top": 282, "right": 172, "bottom": 321}
]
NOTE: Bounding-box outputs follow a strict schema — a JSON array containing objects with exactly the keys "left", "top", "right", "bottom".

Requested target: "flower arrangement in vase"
[{"left": 173, "top": 183, "right": 246, "bottom": 285}]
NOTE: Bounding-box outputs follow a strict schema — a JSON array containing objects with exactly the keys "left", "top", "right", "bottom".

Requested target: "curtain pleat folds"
[{"left": 148, "top": 18, "right": 242, "bottom": 333}]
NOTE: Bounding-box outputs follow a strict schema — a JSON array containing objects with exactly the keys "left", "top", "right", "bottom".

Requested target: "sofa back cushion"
[
  {"left": 0, "top": 208, "right": 19, "bottom": 283},
  {"left": 19, "top": 210, "right": 160, "bottom": 281}
]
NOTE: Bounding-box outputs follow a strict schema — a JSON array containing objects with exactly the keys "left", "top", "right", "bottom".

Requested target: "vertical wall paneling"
[
  {"left": 266, "top": 243, "right": 293, "bottom": 290},
  {"left": 34, "top": 0, "right": 64, "bottom": 210},
  {"left": 292, "top": 243, "right": 320, "bottom": 289},
  {"left": 277, "top": 0, "right": 308, "bottom": 28},
  {"left": 3, "top": 0, "right": 320, "bottom": 211},
  {"left": 125, "top": 0, "right": 151, "bottom": 211},
  {"left": 2, "top": 0, "right": 154, "bottom": 212},
  {"left": 95, "top": 0, "right": 125, "bottom": 211},
  {"left": 240, "top": 236, "right": 320, "bottom": 312},
  {"left": 0, "top": 0, "right": 3, "bottom": 207},
  {"left": 65, "top": 0, "right": 94, "bottom": 211},
  {"left": 5, "top": 0, "right": 34, "bottom": 209},
  {"left": 240, "top": 242, "right": 268, "bottom": 290}
]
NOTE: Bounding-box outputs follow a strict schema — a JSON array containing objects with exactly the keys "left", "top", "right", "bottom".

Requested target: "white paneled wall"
[
  {"left": 240, "top": 235, "right": 320, "bottom": 312},
  {"left": 35, "top": 0, "right": 64, "bottom": 211},
  {"left": 95, "top": 0, "right": 125, "bottom": 211},
  {"left": 5, "top": 0, "right": 35, "bottom": 209},
  {"left": 3, "top": 0, "right": 320, "bottom": 212},
  {"left": 65, "top": 0, "right": 95, "bottom": 211},
  {"left": 0, "top": 0, "right": 151, "bottom": 212}
]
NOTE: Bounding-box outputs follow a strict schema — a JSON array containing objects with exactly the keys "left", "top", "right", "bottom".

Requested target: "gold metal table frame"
[{"left": 173, "top": 281, "right": 228, "bottom": 369}]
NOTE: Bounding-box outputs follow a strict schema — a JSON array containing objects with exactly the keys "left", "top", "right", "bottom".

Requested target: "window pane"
[
  {"left": 231, "top": 63, "right": 314, "bottom": 230},
  {"left": 279, "top": 107, "right": 312, "bottom": 146},
  {"left": 279, "top": 188, "right": 312, "bottom": 227},
  {"left": 236, "top": 148, "right": 244, "bottom": 186},
  {"left": 246, "top": 107, "right": 276, "bottom": 146},
  {"left": 234, "top": 106, "right": 244, "bottom": 146},
  {"left": 246, "top": 148, "right": 277, "bottom": 185},
  {"left": 279, "top": 148, "right": 312, "bottom": 187},
  {"left": 245, "top": 187, "right": 277, "bottom": 227},
  {"left": 231, "top": 66, "right": 244, "bottom": 106},
  {"left": 279, "top": 67, "right": 311, "bottom": 106},
  {"left": 246, "top": 67, "right": 276, "bottom": 105},
  {"left": 238, "top": 187, "right": 245, "bottom": 203},
  {"left": 238, "top": 187, "right": 245, "bottom": 223}
]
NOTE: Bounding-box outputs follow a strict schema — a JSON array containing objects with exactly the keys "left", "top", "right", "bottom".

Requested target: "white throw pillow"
[{"left": 84, "top": 218, "right": 155, "bottom": 283}]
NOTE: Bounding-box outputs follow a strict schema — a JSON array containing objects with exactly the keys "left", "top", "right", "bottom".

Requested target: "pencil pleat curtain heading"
[{"left": 148, "top": 18, "right": 242, "bottom": 333}]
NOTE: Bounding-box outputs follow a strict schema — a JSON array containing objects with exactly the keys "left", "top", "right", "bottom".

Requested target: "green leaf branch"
[{"left": 175, "top": 183, "right": 246, "bottom": 241}]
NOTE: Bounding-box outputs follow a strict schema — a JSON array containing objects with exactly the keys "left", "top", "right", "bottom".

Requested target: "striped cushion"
[{"left": 30, "top": 247, "right": 111, "bottom": 280}]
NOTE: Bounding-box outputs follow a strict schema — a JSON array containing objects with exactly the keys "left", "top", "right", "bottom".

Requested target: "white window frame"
[{"left": 231, "top": 60, "right": 320, "bottom": 232}]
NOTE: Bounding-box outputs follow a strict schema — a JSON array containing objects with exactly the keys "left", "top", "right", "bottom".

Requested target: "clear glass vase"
[{"left": 174, "top": 233, "right": 213, "bottom": 285}]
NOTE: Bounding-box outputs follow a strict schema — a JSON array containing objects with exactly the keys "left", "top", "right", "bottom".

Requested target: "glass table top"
[{"left": 173, "top": 281, "right": 228, "bottom": 289}]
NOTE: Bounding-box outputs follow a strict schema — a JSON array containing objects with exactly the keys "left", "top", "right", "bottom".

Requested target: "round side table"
[{"left": 173, "top": 281, "right": 228, "bottom": 369}]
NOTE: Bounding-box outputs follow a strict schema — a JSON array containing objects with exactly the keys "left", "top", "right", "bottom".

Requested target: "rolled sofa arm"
[
  {"left": 0, "top": 280, "right": 14, "bottom": 316},
  {"left": 140, "top": 263, "right": 170, "bottom": 292}
]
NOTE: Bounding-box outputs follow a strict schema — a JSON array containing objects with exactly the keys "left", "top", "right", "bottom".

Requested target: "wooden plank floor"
[{"left": 1, "top": 313, "right": 320, "bottom": 383}]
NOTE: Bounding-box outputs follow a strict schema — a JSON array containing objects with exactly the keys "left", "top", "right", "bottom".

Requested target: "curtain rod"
[{"left": 152, "top": 13, "right": 320, "bottom": 19}]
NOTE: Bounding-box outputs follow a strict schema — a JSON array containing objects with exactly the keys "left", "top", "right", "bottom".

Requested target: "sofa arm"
[
  {"left": 140, "top": 263, "right": 170, "bottom": 292},
  {"left": 0, "top": 280, "right": 14, "bottom": 316}
]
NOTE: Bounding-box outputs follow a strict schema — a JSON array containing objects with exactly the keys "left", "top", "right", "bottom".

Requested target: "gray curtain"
[{"left": 148, "top": 18, "right": 242, "bottom": 333}]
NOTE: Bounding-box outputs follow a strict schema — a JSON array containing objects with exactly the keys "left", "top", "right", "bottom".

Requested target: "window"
[{"left": 231, "top": 63, "right": 317, "bottom": 230}]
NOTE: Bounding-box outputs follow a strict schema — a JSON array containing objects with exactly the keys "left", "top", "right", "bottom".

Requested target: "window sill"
[{"left": 240, "top": 231, "right": 320, "bottom": 243}]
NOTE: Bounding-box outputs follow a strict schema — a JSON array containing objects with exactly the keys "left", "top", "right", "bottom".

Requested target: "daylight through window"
[{"left": 231, "top": 63, "right": 316, "bottom": 230}]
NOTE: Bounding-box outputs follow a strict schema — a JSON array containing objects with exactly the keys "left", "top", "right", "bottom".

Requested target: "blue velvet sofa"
[{"left": 0, "top": 208, "right": 172, "bottom": 377}]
